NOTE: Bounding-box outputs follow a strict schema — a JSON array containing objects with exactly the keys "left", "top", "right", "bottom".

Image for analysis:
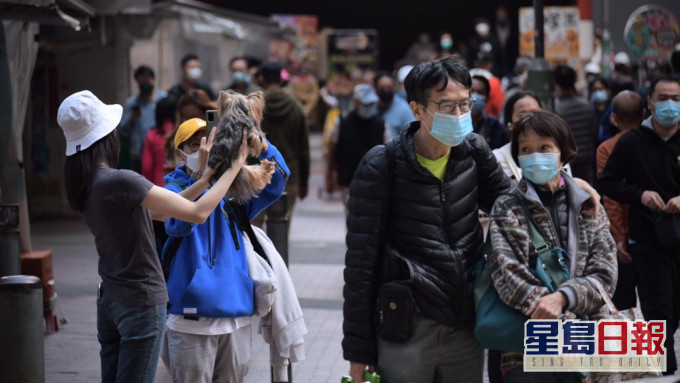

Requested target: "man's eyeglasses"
[{"left": 427, "top": 98, "right": 476, "bottom": 114}]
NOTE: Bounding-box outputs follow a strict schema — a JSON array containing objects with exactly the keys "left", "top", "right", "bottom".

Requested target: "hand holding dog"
[
  {"left": 204, "top": 128, "right": 249, "bottom": 181},
  {"left": 235, "top": 127, "right": 250, "bottom": 168}
]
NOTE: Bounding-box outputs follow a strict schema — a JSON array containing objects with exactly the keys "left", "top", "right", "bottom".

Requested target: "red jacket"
[
  {"left": 486, "top": 75, "right": 505, "bottom": 119},
  {"left": 141, "top": 120, "right": 173, "bottom": 186}
]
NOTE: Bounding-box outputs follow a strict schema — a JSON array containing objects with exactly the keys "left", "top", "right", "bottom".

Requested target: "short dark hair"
[
  {"left": 229, "top": 56, "right": 247, "bottom": 69},
  {"left": 671, "top": 50, "right": 680, "bottom": 73},
  {"left": 404, "top": 56, "right": 471, "bottom": 105},
  {"left": 587, "top": 75, "right": 609, "bottom": 95},
  {"left": 471, "top": 75, "right": 490, "bottom": 97},
  {"left": 258, "top": 60, "right": 282, "bottom": 85},
  {"left": 474, "top": 51, "right": 494, "bottom": 68},
  {"left": 155, "top": 97, "right": 177, "bottom": 133},
  {"left": 181, "top": 54, "right": 199, "bottom": 68},
  {"left": 134, "top": 65, "right": 155, "bottom": 80},
  {"left": 374, "top": 71, "right": 393, "bottom": 88},
  {"left": 649, "top": 75, "right": 680, "bottom": 98},
  {"left": 502, "top": 90, "right": 542, "bottom": 126},
  {"left": 64, "top": 130, "right": 120, "bottom": 212},
  {"left": 511, "top": 110, "right": 577, "bottom": 165},
  {"left": 553, "top": 64, "right": 576, "bottom": 90}
]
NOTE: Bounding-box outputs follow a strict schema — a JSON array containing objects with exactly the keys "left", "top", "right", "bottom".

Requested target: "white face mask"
[
  {"left": 476, "top": 23, "right": 490, "bottom": 37},
  {"left": 180, "top": 150, "right": 200, "bottom": 172},
  {"left": 186, "top": 67, "right": 202, "bottom": 81}
]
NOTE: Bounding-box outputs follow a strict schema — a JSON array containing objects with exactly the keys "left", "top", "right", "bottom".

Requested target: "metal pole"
[
  {"left": 0, "top": 204, "right": 21, "bottom": 277},
  {"left": 265, "top": 193, "right": 293, "bottom": 383},
  {"left": 601, "top": 0, "right": 612, "bottom": 78},
  {"left": 0, "top": 275, "right": 45, "bottom": 383},
  {"left": 528, "top": 0, "right": 555, "bottom": 111},
  {"left": 534, "top": 0, "right": 545, "bottom": 60}
]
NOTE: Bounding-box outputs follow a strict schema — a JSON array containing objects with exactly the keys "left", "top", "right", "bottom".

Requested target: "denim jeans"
[{"left": 97, "top": 297, "right": 166, "bottom": 383}]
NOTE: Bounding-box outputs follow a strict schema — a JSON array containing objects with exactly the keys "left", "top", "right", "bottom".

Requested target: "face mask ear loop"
[{"left": 419, "top": 104, "right": 432, "bottom": 131}]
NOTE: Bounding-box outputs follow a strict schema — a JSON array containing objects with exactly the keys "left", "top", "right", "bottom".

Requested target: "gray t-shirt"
[{"left": 82, "top": 166, "right": 168, "bottom": 306}]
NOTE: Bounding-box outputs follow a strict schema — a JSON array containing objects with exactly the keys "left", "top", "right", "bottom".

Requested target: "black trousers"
[
  {"left": 630, "top": 240, "right": 680, "bottom": 375},
  {"left": 611, "top": 260, "right": 638, "bottom": 310}
]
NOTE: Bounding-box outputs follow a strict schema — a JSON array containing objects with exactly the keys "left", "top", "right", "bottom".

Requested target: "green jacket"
[{"left": 261, "top": 91, "right": 310, "bottom": 188}]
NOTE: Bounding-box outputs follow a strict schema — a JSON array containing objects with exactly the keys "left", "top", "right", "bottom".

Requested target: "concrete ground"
[{"left": 35, "top": 132, "right": 680, "bottom": 382}]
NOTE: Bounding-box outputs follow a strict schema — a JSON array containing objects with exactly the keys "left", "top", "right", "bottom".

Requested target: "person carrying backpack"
[{"left": 160, "top": 117, "right": 289, "bottom": 382}]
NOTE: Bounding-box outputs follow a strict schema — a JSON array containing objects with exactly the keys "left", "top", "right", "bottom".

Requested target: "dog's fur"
[{"left": 208, "top": 90, "right": 274, "bottom": 203}]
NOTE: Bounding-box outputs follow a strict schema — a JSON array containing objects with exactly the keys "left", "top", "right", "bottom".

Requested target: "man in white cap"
[
  {"left": 610, "top": 51, "right": 635, "bottom": 94},
  {"left": 326, "top": 83, "right": 389, "bottom": 214},
  {"left": 584, "top": 61, "right": 601, "bottom": 85}
]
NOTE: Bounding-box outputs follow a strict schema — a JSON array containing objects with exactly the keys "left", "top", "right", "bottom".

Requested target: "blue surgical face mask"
[
  {"left": 653, "top": 100, "right": 680, "bottom": 128},
  {"left": 591, "top": 89, "right": 608, "bottom": 103},
  {"left": 422, "top": 107, "right": 473, "bottom": 147},
  {"left": 471, "top": 93, "right": 486, "bottom": 115},
  {"left": 232, "top": 71, "right": 251, "bottom": 85},
  {"left": 357, "top": 104, "right": 378, "bottom": 119},
  {"left": 518, "top": 152, "right": 561, "bottom": 185}
]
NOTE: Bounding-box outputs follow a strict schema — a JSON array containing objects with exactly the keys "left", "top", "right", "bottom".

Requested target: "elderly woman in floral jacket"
[{"left": 488, "top": 111, "right": 618, "bottom": 383}]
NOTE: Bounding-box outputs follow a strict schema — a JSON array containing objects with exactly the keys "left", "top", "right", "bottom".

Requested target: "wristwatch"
[{"left": 192, "top": 170, "right": 204, "bottom": 182}]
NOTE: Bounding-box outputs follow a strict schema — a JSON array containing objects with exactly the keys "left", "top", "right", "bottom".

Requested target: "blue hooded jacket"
[{"left": 163, "top": 140, "right": 289, "bottom": 317}]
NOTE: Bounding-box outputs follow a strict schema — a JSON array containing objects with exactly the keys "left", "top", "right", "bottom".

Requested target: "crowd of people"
[{"left": 53, "top": 13, "right": 680, "bottom": 381}]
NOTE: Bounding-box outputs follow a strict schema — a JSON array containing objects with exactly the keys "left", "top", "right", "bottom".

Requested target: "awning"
[
  {"left": 153, "top": 0, "right": 283, "bottom": 41},
  {"left": 0, "top": 0, "right": 94, "bottom": 30}
]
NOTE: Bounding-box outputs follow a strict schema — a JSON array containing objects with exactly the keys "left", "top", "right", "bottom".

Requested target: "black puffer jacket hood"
[{"left": 342, "top": 121, "right": 513, "bottom": 364}]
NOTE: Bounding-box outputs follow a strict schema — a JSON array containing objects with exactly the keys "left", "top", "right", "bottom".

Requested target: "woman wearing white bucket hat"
[{"left": 58, "top": 90, "right": 249, "bottom": 383}]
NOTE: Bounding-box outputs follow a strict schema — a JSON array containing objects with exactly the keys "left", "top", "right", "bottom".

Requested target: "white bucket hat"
[{"left": 57, "top": 90, "right": 123, "bottom": 156}]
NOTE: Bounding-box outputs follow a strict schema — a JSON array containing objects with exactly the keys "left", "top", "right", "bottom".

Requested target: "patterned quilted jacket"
[{"left": 488, "top": 172, "right": 618, "bottom": 319}]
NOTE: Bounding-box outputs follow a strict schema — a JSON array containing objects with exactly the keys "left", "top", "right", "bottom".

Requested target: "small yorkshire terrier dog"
[{"left": 208, "top": 90, "right": 275, "bottom": 203}]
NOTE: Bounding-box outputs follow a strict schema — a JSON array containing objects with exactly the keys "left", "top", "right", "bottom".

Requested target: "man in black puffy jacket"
[{"left": 342, "top": 57, "right": 513, "bottom": 383}]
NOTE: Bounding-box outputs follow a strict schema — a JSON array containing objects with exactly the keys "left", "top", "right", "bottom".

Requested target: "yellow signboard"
[{"left": 520, "top": 7, "right": 580, "bottom": 69}]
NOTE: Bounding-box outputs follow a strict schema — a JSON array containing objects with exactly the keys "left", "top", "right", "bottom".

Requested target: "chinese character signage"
[
  {"left": 524, "top": 319, "right": 666, "bottom": 372},
  {"left": 624, "top": 5, "right": 680, "bottom": 64},
  {"left": 519, "top": 7, "right": 580, "bottom": 69}
]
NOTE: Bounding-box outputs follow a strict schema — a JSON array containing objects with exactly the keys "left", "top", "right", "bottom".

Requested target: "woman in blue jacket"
[{"left": 160, "top": 117, "right": 289, "bottom": 382}]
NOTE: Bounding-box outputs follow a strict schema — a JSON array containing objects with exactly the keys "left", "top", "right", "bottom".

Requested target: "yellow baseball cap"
[{"left": 174, "top": 118, "right": 207, "bottom": 149}]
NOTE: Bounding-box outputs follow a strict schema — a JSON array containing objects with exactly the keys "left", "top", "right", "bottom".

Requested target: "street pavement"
[{"left": 35, "top": 132, "right": 680, "bottom": 382}]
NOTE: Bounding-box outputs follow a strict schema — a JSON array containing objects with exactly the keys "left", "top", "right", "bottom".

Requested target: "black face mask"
[
  {"left": 378, "top": 90, "right": 394, "bottom": 103},
  {"left": 139, "top": 83, "right": 154, "bottom": 96}
]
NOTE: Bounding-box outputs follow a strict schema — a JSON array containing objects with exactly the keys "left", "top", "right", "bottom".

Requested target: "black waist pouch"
[{"left": 377, "top": 281, "right": 416, "bottom": 342}]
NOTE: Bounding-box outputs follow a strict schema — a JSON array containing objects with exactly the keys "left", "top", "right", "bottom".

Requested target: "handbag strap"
[
  {"left": 591, "top": 278, "right": 626, "bottom": 320},
  {"left": 515, "top": 197, "right": 569, "bottom": 292},
  {"left": 228, "top": 200, "right": 271, "bottom": 265}
]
